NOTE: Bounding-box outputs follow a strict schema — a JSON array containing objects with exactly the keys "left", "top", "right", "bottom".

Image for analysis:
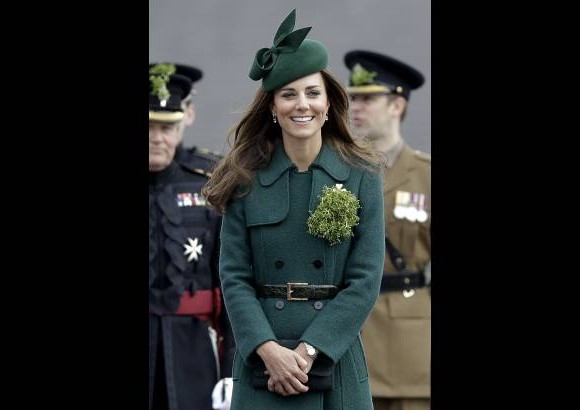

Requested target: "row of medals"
[
  {"left": 176, "top": 192, "right": 207, "bottom": 207},
  {"left": 393, "top": 190, "right": 428, "bottom": 222}
]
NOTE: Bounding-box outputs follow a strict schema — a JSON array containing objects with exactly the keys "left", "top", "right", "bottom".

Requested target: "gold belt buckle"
[{"left": 286, "top": 282, "right": 308, "bottom": 301}]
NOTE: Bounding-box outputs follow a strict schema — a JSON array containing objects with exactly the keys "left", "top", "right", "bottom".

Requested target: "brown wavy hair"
[{"left": 202, "top": 69, "right": 378, "bottom": 214}]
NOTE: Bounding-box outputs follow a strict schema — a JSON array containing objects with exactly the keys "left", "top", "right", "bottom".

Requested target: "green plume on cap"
[
  {"left": 149, "top": 63, "right": 176, "bottom": 101},
  {"left": 249, "top": 9, "right": 328, "bottom": 91},
  {"left": 350, "top": 63, "right": 377, "bottom": 86}
]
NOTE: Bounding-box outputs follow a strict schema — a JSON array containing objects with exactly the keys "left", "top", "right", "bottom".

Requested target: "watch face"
[{"left": 304, "top": 343, "right": 316, "bottom": 357}]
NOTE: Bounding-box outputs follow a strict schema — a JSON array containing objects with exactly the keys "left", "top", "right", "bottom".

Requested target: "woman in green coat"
[{"left": 203, "top": 9, "right": 385, "bottom": 410}]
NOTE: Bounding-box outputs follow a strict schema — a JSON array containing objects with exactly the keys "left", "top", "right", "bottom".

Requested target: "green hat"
[{"left": 249, "top": 9, "right": 328, "bottom": 92}]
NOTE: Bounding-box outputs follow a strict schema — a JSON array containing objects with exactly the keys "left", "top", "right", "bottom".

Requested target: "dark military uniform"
[
  {"left": 149, "top": 65, "right": 233, "bottom": 410},
  {"left": 149, "top": 157, "right": 233, "bottom": 410}
]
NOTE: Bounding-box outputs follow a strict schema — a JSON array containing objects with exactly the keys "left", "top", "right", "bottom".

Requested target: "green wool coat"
[{"left": 219, "top": 142, "right": 385, "bottom": 410}]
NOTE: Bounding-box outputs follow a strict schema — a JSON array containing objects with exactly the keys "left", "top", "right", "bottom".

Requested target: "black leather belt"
[
  {"left": 380, "top": 271, "right": 425, "bottom": 293},
  {"left": 257, "top": 283, "right": 339, "bottom": 301}
]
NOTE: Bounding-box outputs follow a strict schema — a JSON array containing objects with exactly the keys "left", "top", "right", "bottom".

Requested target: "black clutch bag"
[{"left": 250, "top": 340, "right": 334, "bottom": 391}]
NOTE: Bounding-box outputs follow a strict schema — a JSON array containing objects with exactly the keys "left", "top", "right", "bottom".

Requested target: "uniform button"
[
  {"left": 274, "top": 260, "right": 284, "bottom": 269},
  {"left": 275, "top": 300, "right": 285, "bottom": 310},
  {"left": 313, "top": 260, "right": 323, "bottom": 269},
  {"left": 404, "top": 277, "right": 410, "bottom": 284},
  {"left": 313, "top": 301, "right": 324, "bottom": 310}
]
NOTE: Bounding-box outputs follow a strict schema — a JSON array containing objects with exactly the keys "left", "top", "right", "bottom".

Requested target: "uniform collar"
[
  {"left": 259, "top": 140, "right": 350, "bottom": 186},
  {"left": 380, "top": 138, "right": 405, "bottom": 169},
  {"left": 173, "top": 144, "right": 187, "bottom": 162},
  {"left": 149, "top": 161, "right": 178, "bottom": 187}
]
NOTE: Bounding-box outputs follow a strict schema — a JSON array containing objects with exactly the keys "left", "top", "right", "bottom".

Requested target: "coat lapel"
[
  {"left": 258, "top": 142, "right": 294, "bottom": 187},
  {"left": 309, "top": 143, "right": 350, "bottom": 210},
  {"left": 245, "top": 144, "right": 293, "bottom": 226},
  {"left": 250, "top": 142, "right": 351, "bottom": 226}
]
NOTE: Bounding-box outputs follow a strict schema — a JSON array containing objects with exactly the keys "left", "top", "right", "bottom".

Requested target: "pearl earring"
[{"left": 272, "top": 114, "right": 277, "bottom": 123}]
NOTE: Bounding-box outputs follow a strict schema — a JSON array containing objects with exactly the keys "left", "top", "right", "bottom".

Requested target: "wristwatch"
[{"left": 303, "top": 342, "right": 318, "bottom": 359}]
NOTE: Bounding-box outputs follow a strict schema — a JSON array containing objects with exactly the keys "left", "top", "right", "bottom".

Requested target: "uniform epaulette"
[
  {"left": 413, "top": 150, "right": 431, "bottom": 162},
  {"left": 194, "top": 147, "right": 225, "bottom": 162},
  {"left": 178, "top": 146, "right": 224, "bottom": 177},
  {"left": 180, "top": 162, "right": 214, "bottom": 178}
]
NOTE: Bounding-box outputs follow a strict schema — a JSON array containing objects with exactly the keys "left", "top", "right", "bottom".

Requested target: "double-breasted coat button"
[
  {"left": 313, "top": 301, "right": 324, "bottom": 310},
  {"left": 274, "top": 260, "right": 284, "bottom": 269},
  {"left": 275, "top": 300, "right": 285, "bottom": 310},
  {"left": 313, "top": 260, "right": 323, "bottom": 269}
]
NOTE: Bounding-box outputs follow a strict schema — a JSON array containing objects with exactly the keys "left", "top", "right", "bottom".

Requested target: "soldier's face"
[
  {"left": 348, "top": 93, "right": 393, "bottom": 140},
  {"left": 149, "top": 121, "right": 182, "bottom": 171},
  {"left": 272, "top": 72, "right": 330, "bottom": 143}
]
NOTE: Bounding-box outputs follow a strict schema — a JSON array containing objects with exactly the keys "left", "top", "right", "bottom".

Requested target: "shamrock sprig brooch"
[{"left": 307, "top": 184, "right": 360, "bottom": 246}]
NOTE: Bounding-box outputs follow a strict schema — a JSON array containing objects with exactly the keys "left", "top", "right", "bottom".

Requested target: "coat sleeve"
[
  {"left": 300, "top": 169, "right": 385, "bottom": 363},
  {"left": 210, "top": 215, "right": 236, "bottom": 377},
  {"left": 219, "top": 197, "right": 277, "bottom": 363}
]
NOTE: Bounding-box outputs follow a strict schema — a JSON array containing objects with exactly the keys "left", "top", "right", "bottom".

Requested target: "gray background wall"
[{"left": 149, "top": 0, "right": 430, "bottom": 155}]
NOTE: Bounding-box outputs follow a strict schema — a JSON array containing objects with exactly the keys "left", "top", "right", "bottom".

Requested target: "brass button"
[
  {"left": 275, "top": 300, "right": 285, "bottom": 310},
  {"left": 313, "top": 301, "right": 324, "bottom": 310}
]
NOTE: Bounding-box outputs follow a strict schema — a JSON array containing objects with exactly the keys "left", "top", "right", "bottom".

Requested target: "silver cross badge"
[{"left": 183, "top": 237, "right": 203, "bottom": 262}]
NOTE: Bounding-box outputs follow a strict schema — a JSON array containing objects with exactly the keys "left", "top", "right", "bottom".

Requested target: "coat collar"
[{"left": 259, "top": 140, "right": 350, "bottom": 186}]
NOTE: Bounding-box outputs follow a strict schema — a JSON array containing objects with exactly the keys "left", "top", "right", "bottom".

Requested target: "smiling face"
[{"left": 272, "top": 72, "right": 330, "bottom": 143}]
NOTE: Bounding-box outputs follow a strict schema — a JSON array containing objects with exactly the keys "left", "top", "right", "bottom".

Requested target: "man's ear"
[
  {"left": 184, "top": 102, "right": 196, "bottom": 127},
  {"left": 391, "top": 96, "right": 407, "bottom": 117}
]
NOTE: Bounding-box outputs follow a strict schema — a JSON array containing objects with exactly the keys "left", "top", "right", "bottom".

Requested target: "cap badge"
[
  {"left": 350, "top": 63, "right": 377, "bottom": 86},
  {"left": 149, "top": 63, "right": 176, "bottom": 103}
]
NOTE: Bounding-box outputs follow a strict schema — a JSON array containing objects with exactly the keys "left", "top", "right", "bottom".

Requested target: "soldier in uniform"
[
  {"left": 202, "top": 9, "right": 385, "bottom": 410},
  {"left": 344, "top": 50, "right": 431, "bottom": 410},
  {"left": 149, "top": 62, "right": 224, "bottom": 169},
  {"left": 149, "top": 66, "right": 234, "bottom": 410}
]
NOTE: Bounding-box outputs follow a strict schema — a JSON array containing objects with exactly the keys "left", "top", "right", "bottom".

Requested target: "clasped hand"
[{"left": 256, "top": 340, "right": 314, "bottom": 396}]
